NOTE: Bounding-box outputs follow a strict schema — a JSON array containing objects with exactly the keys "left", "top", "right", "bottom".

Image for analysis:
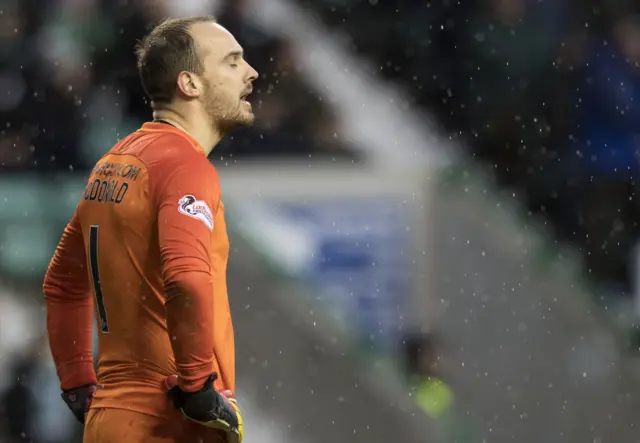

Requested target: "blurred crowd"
[
  {"left": 0, "top": 0, "right": 355, "bottom": 176},
  {"left": 299, "top": 0, "right": 640, "bottom": 302}
]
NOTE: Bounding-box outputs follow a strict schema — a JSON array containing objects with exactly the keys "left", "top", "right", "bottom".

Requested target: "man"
[{"left": 43, "top": 16, "right": 258, "bottom": 443}]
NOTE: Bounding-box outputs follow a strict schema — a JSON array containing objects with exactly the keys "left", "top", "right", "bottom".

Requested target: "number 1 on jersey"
[{"left": 89, "top": 225, "right": 110, "bottom": 334}]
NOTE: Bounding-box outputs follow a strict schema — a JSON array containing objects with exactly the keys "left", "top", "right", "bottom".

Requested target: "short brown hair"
[{"left": 135, "top": 16, "right": 217, "bottom": 106}]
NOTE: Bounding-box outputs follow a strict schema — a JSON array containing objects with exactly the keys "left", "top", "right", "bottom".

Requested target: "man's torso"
[{"left": 77, "top": 125, "right": 234, "bottom": 417}]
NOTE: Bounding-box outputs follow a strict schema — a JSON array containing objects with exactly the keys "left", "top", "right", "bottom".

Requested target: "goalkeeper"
[{"left": 43, "top": 16, "right": 258, "bottom": 443}]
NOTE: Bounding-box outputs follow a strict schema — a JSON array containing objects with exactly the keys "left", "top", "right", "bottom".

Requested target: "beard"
[{"left": 202, "top": 80, "right": 254, "bottom": 133}]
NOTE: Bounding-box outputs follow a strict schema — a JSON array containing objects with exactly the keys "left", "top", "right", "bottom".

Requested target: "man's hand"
[
  {"left": 61, "top": 384, "right": 96, "bottom": 424},
  {"left": 165, "top": 374, "right": 243, "bottom": 443}
]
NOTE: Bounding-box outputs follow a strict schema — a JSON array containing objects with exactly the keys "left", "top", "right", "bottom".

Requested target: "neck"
[{"left": 152, "top": 106, "right": 222, "bottom": 155}]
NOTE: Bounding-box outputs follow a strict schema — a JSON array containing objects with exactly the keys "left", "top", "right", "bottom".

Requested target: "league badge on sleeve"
[{"left": 178, "top": 195, "right": 214, "bottom": 231}]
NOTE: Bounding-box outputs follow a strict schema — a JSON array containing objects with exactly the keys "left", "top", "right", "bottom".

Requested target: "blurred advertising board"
[
  {"left": 232, "top": 197, "right": 410, "bottom": 351},
  {"left": 220, "top": 162, "right": 435, "bottom": 352}
]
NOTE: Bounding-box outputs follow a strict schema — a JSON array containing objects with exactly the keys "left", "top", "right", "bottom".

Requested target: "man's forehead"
[{"left": 191, "top": 22, "right": 242, "bottom": 58}]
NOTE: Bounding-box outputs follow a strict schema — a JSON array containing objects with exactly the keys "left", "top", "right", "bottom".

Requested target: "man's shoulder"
[
  {"left": 136, "top": 139, "right": 219, "bottom": 196},
  {"left": 94, "top": 128, "right": 218, "bottom": 190}
]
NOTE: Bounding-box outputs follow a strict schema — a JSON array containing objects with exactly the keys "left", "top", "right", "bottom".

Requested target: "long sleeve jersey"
[{"left": 43, "top": 122, "right": 234, "bottom": 418}]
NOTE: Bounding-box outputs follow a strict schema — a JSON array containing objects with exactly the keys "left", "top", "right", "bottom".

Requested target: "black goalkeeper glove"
[
  {"left": 61, "top": 384, "right": 96, "bottom": 424},
  {"left": 165, "top": 373, "right": 243, "bottom": 443}
]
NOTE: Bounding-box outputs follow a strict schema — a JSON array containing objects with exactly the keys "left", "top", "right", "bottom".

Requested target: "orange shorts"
[{"left": 84, "top": 408, "right": 226, "bottom": 443}]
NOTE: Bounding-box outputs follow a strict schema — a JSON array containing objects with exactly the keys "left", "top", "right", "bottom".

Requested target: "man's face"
[{"left": 191, "top": 22, "right": 258, "bottom": 132}]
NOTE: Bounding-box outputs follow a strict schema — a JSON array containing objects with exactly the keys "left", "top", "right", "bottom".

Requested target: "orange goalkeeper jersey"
[{"left": 43, "top": 122, "right": 234, "bottom": 418}]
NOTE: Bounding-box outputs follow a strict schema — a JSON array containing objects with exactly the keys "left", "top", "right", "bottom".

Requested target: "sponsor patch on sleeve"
[{"left": 178, "top": 195, "right": 214, "bottom": 231}]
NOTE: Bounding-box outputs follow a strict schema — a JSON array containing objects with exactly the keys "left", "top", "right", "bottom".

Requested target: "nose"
[{"left": 247, "top": 63, "right": 259, "bottom": 82}]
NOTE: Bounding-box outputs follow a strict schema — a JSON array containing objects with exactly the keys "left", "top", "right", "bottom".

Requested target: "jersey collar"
[{"left": 139, "top": 122, "right": 207, "bottom": 156}]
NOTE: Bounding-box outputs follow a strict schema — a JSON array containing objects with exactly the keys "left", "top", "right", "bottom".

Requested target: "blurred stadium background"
[{"left": 4, "top": 0, "right": 640, "bottom": 441}]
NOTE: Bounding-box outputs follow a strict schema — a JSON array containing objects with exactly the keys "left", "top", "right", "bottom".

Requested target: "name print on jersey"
[{"left": 83, "top": 162, "right": 141, "bottom": 204}]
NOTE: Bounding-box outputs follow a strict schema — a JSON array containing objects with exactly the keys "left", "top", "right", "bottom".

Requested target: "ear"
[{"left": 176, "top": 71, "right": 202, "bottom": 99}]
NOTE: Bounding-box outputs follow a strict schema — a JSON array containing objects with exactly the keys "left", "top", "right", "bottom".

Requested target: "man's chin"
[
  {"left": 242, "top": 113, "right": 255, "bottom": 126},
  {"left": 236, "top": 109, "right": 255, "bottom": 127},
  {"left": 219, "top": 113, "right": 254, "bottom": 133}
]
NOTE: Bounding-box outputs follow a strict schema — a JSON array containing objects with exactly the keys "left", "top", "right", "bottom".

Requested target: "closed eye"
[{"left": 223, "top": 49, "right": 244, "bottom": 67}]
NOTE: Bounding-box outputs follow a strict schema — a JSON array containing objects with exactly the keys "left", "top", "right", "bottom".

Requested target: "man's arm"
[
  {"left": 151, "top": 151, "right": 221, "bottom": 393},
  {"left": 43, "top": 211, "right": 97, "bottom": 390}
]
